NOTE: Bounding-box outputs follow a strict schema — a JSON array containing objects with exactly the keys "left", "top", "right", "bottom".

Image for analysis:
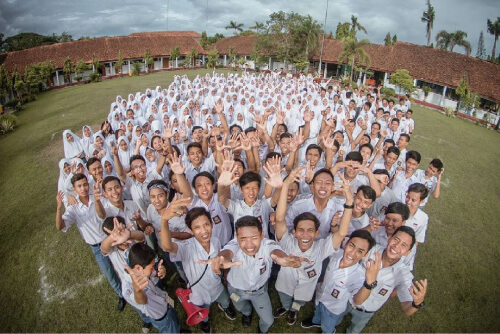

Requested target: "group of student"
[{"left": 56, "top": 71, "right": 444, "bottom": 333}]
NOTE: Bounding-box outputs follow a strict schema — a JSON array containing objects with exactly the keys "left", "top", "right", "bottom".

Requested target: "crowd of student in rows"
[{"left": 56, "top": 72, "right": 444, "bottom": 333}]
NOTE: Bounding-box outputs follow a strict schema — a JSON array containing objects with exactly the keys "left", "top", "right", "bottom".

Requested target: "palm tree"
[
  {"left": 225, "top": 21, "right": 244, "bottom": 35},
  {"left": 487, "top": 17, "right": 500, "bottom": 59},
  {"left": 436, "top": 30, "right": 452, "bottom": 50},
  {"left": 449, "top": 30, "right": 471, "bottom": 56},
  {"left": 350, "top": 15, "right": 367, "bottom": 38},
  {"left": 297, "top": 15, "right": 322, "bottom": 59},
  {"left": 250, "top": 21, "right": 266, "bottom": 34},
  {"left": 421, "top": 0, "right": 435, "bottom": 47},
  {"left": 338, "top": 37, "right": 371, "bottom": 83}
]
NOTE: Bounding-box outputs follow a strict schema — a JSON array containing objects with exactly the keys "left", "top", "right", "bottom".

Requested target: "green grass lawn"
[{"left": 0, "top": 69, "right": 499, "bottom": 333}]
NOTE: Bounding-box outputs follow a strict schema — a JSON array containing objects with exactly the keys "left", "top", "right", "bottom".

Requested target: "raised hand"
[
  {"left": 303, "top": 110, "right": 313, "bottom": 122},
  {"left": 197, "top": 256, "right": 243, "bottom": 275},
  {"left": 103, "top": 217, "right": 134, "bottom": 246},
  {"left": 56, "top": 191, "right": 65, "bottom": 208},
  {"left": 271, "top": 253, "right": 311, "bottom": 268},
  {"left": 237, "top": 133, "right": 252, "bottom": 151},
  {"left": 380, "top": 129, "right": 388, "bottom": 138},
  {"left": 67, "top": 195, "right": 78, "bottom": 206},
  {"left": 409, "top": 279, "right": 428, "bottom": 305},
  {"left": 167, "top": 151, "right": 186, "bottom": 175},
  {"left": 262, "top": 156, "right": 283, "bottom": 188},
  {"left": 374, "top": 173, "right": 389, "bottom": 186},
  {"left": 323, "top": 135, "right": 335, "bottom": 150},
  {"left": 163, "top": 124, "right": 173, "bottom": 139},
  {"left": 93, "top": 179, "right": 103, "bottom": 201},
  {"left": 325, "top": 117, "right": 336, "bottom": 128},
  {"left": 157, "top": 259, "right": 166, "bottom": 279},
  {"left": 249, "top": 135, "right": 261, "bottom": 148},
  {"left": 124, "top": 265, "right": 149, "bottom": 291},
  {"left": 365, "top": 252, "right": 382, "bottom": 284},
  {"left": 369, "top": 216, "right": 382, "bottom": 231},
  {"left": 305, "top": 160, "right": 314, "bottom": 184},
  {"left": 161, "top": 197, "right": 192, "bottom": 221},
  {"left": 70, "top": 161, "right": 78, "bottom": 174},
  {"left": 217, "top": 158, "right": 239, "bottom": 187},
  {"left": 179, "top": 126, "right": 187, "bottom": 139},
  {"left": 284, "top": 166, "right": 306, "bottom": 187},
  {"left": 215, "top": 102, "right": 224, "bottom": 114},
  {"left": 216, "top": 134, "right": 231, "bottom": 152},
  {"left": 276, "top": 110, "right": 285, "bottom": 125},
  {"left": 330, "top": 210, "right": 343, "bottom": 229}
]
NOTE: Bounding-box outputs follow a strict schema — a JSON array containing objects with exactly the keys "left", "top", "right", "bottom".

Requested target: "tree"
[
  {"left": 91, "top": 55, "right": 103, "bottom": 74},
  {"left": 350, "top": 15, "right": 367, "bottom": 38},
  {"left": 250, "top": 47, "right": 266, "bottom": 71},
  {"left": 75, "top": 60, "right": 89, "bottom": 81},
  {"left": 143, "top": 50, "right": 154, "bottom": 73},
  {"left": 225, "top": 21, "right": 244, "bottom": 35},
  {"left": 392, "top": 34, "right": 398, "bottom": 44},
  {"left": 384, "top": 32, "right": 392, "bottom": 46},
  {"left": 295, "top": 60, "right": 310, "bottom": 73},
  {"left": 487, "top": 17, "right": 500, "bottom": 60},
  {"left": 1, "top": 32, "right": 57, "bottom": 52},
  {"left": 131, "top": 61, "right": 142, "bottom": 76},
  {"left": 436, "top": 30, "right": 471, "bottom": 55},
  {"left": 52, "top": 31, "right": 73, "bottom": 42},
  {"left": 294, "top": 14, "right": 322, "bottom": 60},
  {"left": 115, "top": 50, "right": 124, "bottom": 75},
  {"left": 200, "top": 31, "right": 209, "bottom": 49},
  {"left": 421, "top": 0, "right": 436, "bottom": 47},
  {"left": 185, "top": 47, "right": 198, "bottom": 68},
  {"left": 455, "top": 72, "right": 479, "bottom": 112},
  {"left": 338, "top": 37, "right": 371, "bottom": 83},
  {"left": 476, "top": 31, "right": 487, "bottom": 59},
  {"left": 206, "top": 48, "right": 219, "bottom": 70},
  {"left": 0, "top": 64, "right": 14, "bottom": 102},
  {"left": 207, "top": 33, "right": 225, "bottom": 45},
  {"left": 228, "top": 47, "right": 237, "bottom": 70},
  {"left": 436, "top": 30, "right": 452, "bottom": 50},
  {"left": 390, "top": 69, "right": 415, "bottom": 95},
  {"left": 250, "top": 21, "right": 266, "bottom": 34},
  {"left": 62, "top": 56, "right": 74, "bottom": 83},
  {"left": 335, "top": 22, "right": 351, "bottom": 40},
  {"left": 170, "top": 45, "right": 181, "bottom": 68}
]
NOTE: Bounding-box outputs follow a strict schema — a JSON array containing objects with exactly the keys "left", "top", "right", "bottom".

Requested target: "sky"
[{"left": 0, "top": 0, "right": 498, "bottom": 57}]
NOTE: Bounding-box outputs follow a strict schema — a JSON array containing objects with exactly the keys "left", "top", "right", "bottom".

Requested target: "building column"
[
  {"left": 383, "top": 72, "right": 388, "bottom": 85},
  {"left": 224, "top": 55, "right": 227, "bottom": 66},
  {"left": 55, "top": 70, "right": 60, "bottom": 86},
  {"left": 362, "top": 71, "right": 367, "bottom": 85},
  {"left": 413, "top": 79, "right": 417, "bottom": 86},
  {"left": 268, "top": 57, "right": 272, "bottom": 70},
  {"left": 324, "top": 63, "right": 328, "bottom": 78},
  {"left": 441, "top": 86, "right": 448, "bottom": 107},
  {"left": 202, "top": 55, "right": 206, "bottom": 65},
  {"left": 128, "top": 60, "right": 131, "bottom": 74}
]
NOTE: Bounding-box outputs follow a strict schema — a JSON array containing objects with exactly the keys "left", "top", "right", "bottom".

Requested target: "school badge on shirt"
[
  {"left": 260, "top": 263, "right": 267, "bottom": 275},
  {"left": 331, "top": 288, "right": 340, "bottom": 299},
  {"left": 212, "top": 215, "right": 222, "bottom": 224},
  {"left": 307, "top": 269, "right": 317, "bottom": 278},
  {"left": 379, "top": 288, "right": 388, "bottom": 296}
]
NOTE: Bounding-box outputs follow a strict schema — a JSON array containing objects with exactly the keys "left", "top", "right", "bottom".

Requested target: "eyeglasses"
[{"left": 132, "top": 164, "right": 147, "bottom": 171}]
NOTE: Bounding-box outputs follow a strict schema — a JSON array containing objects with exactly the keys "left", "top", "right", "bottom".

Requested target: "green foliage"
[
  {"left": 143, "top": 50, "right": 154, "bottom": 72},
  {"left": 74, "top": 76, "right": 83, "bottom": 82},
  {"left": 239, "top": 30, "right": 256, "bottom": 36},
  {"left": 0, "top": 64, "right": 14, "bottom": 102},
  {"left": 75, "top": 60, "right": 89, "bottom": 78},
  {"left": 228, "top": 47, "right": 237, "bottom": 69},
  {"left": 51, "top": 31, "right": 73, "bottom": 43},
  {"left": 1, "top": 32, "right": 57, "bottom": 52},
  {"left": 89, "top": 72, "right": 101, "bottom": 82},
  {"left": 91, "top": 55, "right": 103, "bottom": 73},
  {"left": 384, "top": 32, "right": 392, "bottom": 46},
  {"left": 443, "top": 106, "right": 456, "bottom": 117},
  {"left": 486, "top": 17, "right": 500, "bottom": 59},
  {"left": 62, "top": 56, "right": 74, "bottom": 83},
  {"left": 380, "top": 87, "right": 396, "bottom": 99},
  {"left": 0, "top": 118, "right": 15, "bottom": 134},
  {"left": 421, "top": 0, "right": 436, "bottom": 47},
  {"left": 350, "top": 15, "right": 367, "bottom": 39},
  {"left": 0, "top": 114, "right": 18, "bottom": 126},
  {"left": 436, "top": 30, "right": 471, "bottom": 55},
  {"left": 225, "top": 21, "right": 244, "bottom": 35},
  {"left": 206, "top": 48, "right": 219, "bottom": 69},
  {"left": 422, "top": 85, "right": 432, "bottom": 97},
  {"left": 390, "top": 69, "right": 415, "bottom": 94},
  {"left": 476, "top": 31, "right": 487, "bottom": 59},
  {"left": 131, "top": 61, "right": 142, "bottom": 76},
  {"left": 207, "top": 33, "right": 225, "bottom": 45},
  {"left": 392, "top": 34, "right": 398, "bottom": 44},
  {"left": 338, "top": 37, "right": 371, "bottom": 83},
  {"left": 250, "top": 47, "right": 267, "bottom": 70},
  {"left": 115, "top": 50, "right": 124, "bottom": 74},
  {"left": 200, "top": 31, "right": 209, "bottom": 49},
  {"left": 250, "top": 21, "right": 266, "bottom": 34},
  {"left": 170, "top": 45, "right": 181, "bottom": 67},
  {"left": 188, "top": 47, "right": 198, "bottom": 67},
  {"left": 294, "top": 60, "right": 310, "bottom": 72},
  {"left": 335, "top": 22, "right": 351, "bottom": 40}
]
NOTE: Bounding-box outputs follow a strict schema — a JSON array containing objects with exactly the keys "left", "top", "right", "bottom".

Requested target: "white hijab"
[
  {"left": 117, "top": 136, "right": 131, "bottom": 170},
  {"left": 58, "top": 158, "right": 71, "bottom": 193},
  {"left": 62, "top": 130, "right": 84, "bottom": 159}
]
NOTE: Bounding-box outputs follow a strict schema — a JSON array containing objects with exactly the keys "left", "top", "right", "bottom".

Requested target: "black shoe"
[
  {"left": 242, "top": 314, "right": 252, "bottom": 328},
  {"left": 301, "top": 317, "right": 321, "bottom": 329},
  {"left": 218, "top": 302, "right": 237, "bottom": 320},
  {"left": 200, "top": 321, "right": 210, "bottom": 333},
  {"left": 287, "top": 309, "right": 298, "bottom": 325},
  {"left": 273, "top": 307, "right": 287, "bottom": 319},
  {"left": 117, "top": 297, "right": 126, "bottom": 312},
  {"left": 141, "top": 322, "right": 152, "bottom": 333}
]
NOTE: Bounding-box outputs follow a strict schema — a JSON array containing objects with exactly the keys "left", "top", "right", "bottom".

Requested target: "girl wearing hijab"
[
  {"left": 80, "top": 125, "right": 94, "bottom": 159},
  {"left": 57, "top": 158, "right": 72, "bottom": 199},
  {"left": 117, "top": 136, "right": 132, "bottom": 172},
  {"left": 92, "top": 132, "right": 111, "bottom": 160},
  {"left": 62, "top": 130, "right": 85, "bottom": 160},
  {"left": 101, "top": 156, "right": 118, "bottom": 178}
]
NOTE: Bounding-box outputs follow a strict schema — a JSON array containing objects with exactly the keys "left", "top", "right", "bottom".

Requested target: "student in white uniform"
[
  {"left": 366, "top": 169, "right": 397, "bottom": 221},
  {"left": 395, "top": 134, "right": 410, "bottom": 167},
  {"left": 55, "top": 173, "right": 125, "bottom": 311},
  {"left": 161, "top": 205, "right": 237, "bottom": 333},
  {"left": 184, "top": 142, "right": 217, "bottom": 185},
  {"left": 205, "top": 216, "right": 308, "bottom": 333},
  {"left": 273, "top": 167, "right": 354, "bottom": 325},
  {"left": 345, "top": 226, "right": 428, "bottom": 333},
  {"left": 404, "top": 183, "right": 429, "bottom": 271},
  {"left": 415, "top": 158, "right": 444, "bottom": 207},
  {"left": 123, "top": 243, "right": 180, "bottom": 334},
  {"left": 347, "top": 185, "right": 377, "bottom": 234},
  {"left": 389, "top": 150, "right": 423, "bottom": 203},
  {"left": 190, "top": 172, "right": 233, "bottom": 246}
]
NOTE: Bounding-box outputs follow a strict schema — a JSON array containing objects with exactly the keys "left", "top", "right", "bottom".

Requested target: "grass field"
[{"left": 0, "top": 69, "right": 499, "bottom": 333}]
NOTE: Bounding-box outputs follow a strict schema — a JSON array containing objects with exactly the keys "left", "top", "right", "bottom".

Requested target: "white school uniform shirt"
[
  {"left": 224, "top": 238, "right": 282, "bottom": 291},
  {"left": 315, "top": 249, "right": 365, "bottom": 315},
  {"left": 332, "top": 173, "right": 370, "bottom": 206},
  {"left": 390, "top": 172, "right": 422, "bottom": 203},
  {"left": 366, "top": 187, "right": 397, "bottom": 221},
  {"left": 146, "top": 204, "right": 189, "bottom": 245},
  {"left": 396, "top": 148, "right": 407, "bottom": 168},
  {"left": 124, "top": 171, "right": 163, "bottom": 215},
  {"left": 370, "top": 228, "right": 416, "bottom": 270},
  {"left": 227, "top": 197, "right": 273, "bottom": 239},
  {"left": 275, "top": 232, "right": 336, "bottom": 302},
  {"left": 184, "top": 155, "right": 217, "bottom": 186},
  {"left": 415, "top": 169, "right": 436, "bottom": 207},
  {"left": 285, "top": 196, "right": 343, "bottom": 239},
  {"left": 103, "top": 200, "right": 141, "bottom": 230},
  {"left": 61, "top": 197, "right": 106, "bottom": 245},
  {"left": 105, "top": 245, "right": 131, "bottom": 282},
  {"left": 351, "top": 245, "right": 414, "bottom": 312},
  {"left": 170, "top": 237, "right": 223, "bottom": 306},
  {"left": 372, "top": 161, "right": 397, "bottom": 179},
  {"left": 404, "top": 118, "right": 415, "bottom": 133},
  {"left": 348, "top": 213, "right": 370, "bottom": 235},
  {"left": 122, "top": 274, "right": 170, "bottom": 320},
  {"left": 190, "top": 194, "right": 232, "bottom": 246},
  {"left": 406, "top": 209, "right": 428, "bottom": 244}
]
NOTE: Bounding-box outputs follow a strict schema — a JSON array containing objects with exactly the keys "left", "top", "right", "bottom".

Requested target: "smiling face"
[
  {"left": 103, "top": 179, "right": 123, "bottom": 206},
  {"left": 405, "top": 191, "right": 423, "bottom": 212},
  {"left": 188, "top": 146, "right": 203, "bottom": 167},
  {"left": 190, "top": 215, "right": 213, "bottom": 245},
  {"left": 63, "top": 163, "right": 71, "bottom": 175},
  {"left": 385, "top": 231, "right": 412, "bottom": 262},
  {"left": 293, "top": 219, "right": 319, "bottom": 252},
  {"left": 405, "top": 158, "right": 419, "bottom": 175},
  {"left": 385, "top": 152, "right": 398, "bottom": 167},
  {"left": 287, "top": 182, "right": 299, "bottom": 203},
  {"left": 104, "top": 161, "right": 113, "bottom": 175},
  {"left": 312, "top": 172, "right": 334, "bottom": 200},
  {"left": 119, "top": 140, "right": 128, "bottom": 151},
  {"left": 342, "top": 237, "right": 370, "bottom": 267},
  {"left": 353, "top": 190, "right": 373, "bottom": 215},
  {"left": 66, "top": 133, "right": 74, "bottom": 142},
  {"left": 236, "top": 226, "right": 264, "bottom": 256},
  {"left": 83, "top": 126, "right": 91, "bottom": 138},
  {"left": 130, "top": 159, "right": 147, "bottom": 182},
  {"left": 88, "top": 160, "right": 103, "bottom": 180},
  {"left": 382, "top": 212, "right": 405, "bottom": 238},
  {"left": 194, "top": 176, "right": 215, "bottom": 202},
  {"left": 149, "top": 188, "right": 168, "bottom": 211},
  {"left": 241, "top": 181, "right": 259, "bottom": 206},
  {"left": 306, "top": 148, "right": 321, "bottom": 168}
]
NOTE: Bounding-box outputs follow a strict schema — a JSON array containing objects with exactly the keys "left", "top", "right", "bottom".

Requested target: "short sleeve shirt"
[{"left": 62, "top": 197, "right": 106, "bottom": 245}]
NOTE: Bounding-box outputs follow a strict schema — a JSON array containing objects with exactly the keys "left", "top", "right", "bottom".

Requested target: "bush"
[
  {"left": 89, "top": 72, "right": 101, "bottom": 82},
  {"left": 1, "top": 114, "right": 18, "bottom": 126},
  {"left": 444, "top": 107, "right": 456, "bottom": 117},
  {"left": 380, "top": 87, "right": 395, "bottom": 98},
  {"left": 351, "top": 82, "right": 358, "bottom": 89},
  {"left": 3, "top": 100, "right": 22, "bottom": 112},
  {"left": 0, "top": 118, "right": 15, "bottom": 134},
  {"left": 74, "top": 76, "right": 83, "bottom": 82}
]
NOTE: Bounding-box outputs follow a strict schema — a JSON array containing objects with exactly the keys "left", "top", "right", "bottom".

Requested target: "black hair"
[
  {"left": 406, "top": 150, "right": 421, "bottom": 164},
  {"left": 277, "top": 123, "right": 289, "bottom": 133},
  {"left": 345, "top": 151, "right": 363, "bottom": 164},
  {"left": 387, "top": 145, "right": 401, "bottom": 157},
  {"left": 71, "top": 173, "right": 87, "bottom": 186},
  {"left": 185, "top": 207, "right": 212, "bottom": 230},
  {"left": 373, "top": 169, "right": 390, "bottom": 177},
  {"left": 192, "top": 125, "right": 203, "bottom": 133},
  {"left": 229, "top": 124, "right": 243, "bottom": 133},
  {"left": 128, "top": 243, "right": 156, "bottom": 269},
  {"left": 364, "top": 101, "right": 372, "bottom": 108},
  {"left": 406, "top": 109, "right": 413, "bottom": 114},
  {"left": 235, "top": 215, "right": 262, "bottom": 233},
  {"left": 393, "top": 225, "right": 416, "bottom": 249},
  {"left": 170, "top": 144, "right": 181, "bottom": 157},
  {"left": 357, "top": 185, "right": 376, "bottom": 202},
  {"left": 359, "top": 143, "right": 373, "bottom": 155},
  {"left": 192, "top": 171, "right": 215, "bottom": 189},
  {"left": 407, "top": 183, "right": 429, "bottom": 200},
  {"left": 384, "top": 139, "right": 395, "bottom": 147},
  {"left": 244, "top": 126, "right": 257, "bottom": 134},
  {"left": 239, "top": 171, "right": 261, "bottom": 189},
  {"left": 430, "top": 158, "right": 443, "bottom": 171},
  {"left": 279, "top": 133, "right": 293, "bottom": 141},
  {"left": 306, "top": 144, "right": 323, "bottom": 156},
  {"left": 102, "top": 216, "right": 126, "bottom": 235},
  {"left": 399, "top": 133, "right": 410, "bottom": 143},
  {"left": 102, "top": 176, "right": 121, "bottom": 190},
  {"left": 266, "top": 152, "right": 282, "bottom": 161},
  {"left": 385, "top": 202, "right": 410, "bottom": 221},
  {"left": 293, "top": 212, "right": 320, "bottom": 231},
  {"left": 311, "top": 168, "right": 334, "bottom": 183},
  {"left": 187, "top": 142, "right": 203, "bottom": 154},
  {"left": 147, "top": 179, "right": 169, "bottom": 194},
  {"left": 348, "top": 229, "right": 376, "bottom": 252},
  {"left": 391, "top": 118, "right": 400, "bottom": 124},
  {"left": 372, "top": 122, "right": 381, "bottom": 130},
  {"left": 86, "top": 157, "right": 101, "bottom": 170},
  {"left": 233, "top": 157, "right": 246, "bottom": 170},
  {"left": 129, "top": 154, "right": 146, "bottom": 166}
]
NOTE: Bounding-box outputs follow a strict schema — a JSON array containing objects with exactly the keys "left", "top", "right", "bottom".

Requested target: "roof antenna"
[{"left": 166, "top": 0, "right": 170, "bottom": 31}]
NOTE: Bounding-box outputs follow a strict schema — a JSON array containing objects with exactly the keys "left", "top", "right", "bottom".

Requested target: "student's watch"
[
  {"left": 343, "top": 203, "right": 354, "bottom": 209},
  {"left": 412, "top": 300, "right": 425, "bottom": 309},
  {"left": 363, "top": 280, "right": 377, "bottom": 290}
]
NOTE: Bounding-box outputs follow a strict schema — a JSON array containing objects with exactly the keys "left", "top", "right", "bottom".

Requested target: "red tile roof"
[
  {"left": 0, "top": 33, "right": 204, "bottom": 74},
  {"left": 211, "top": 35, "right": 259, "bottom": 55},
  {"left": 128, "top": 31, "right": 201, "bottom": 37}
]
